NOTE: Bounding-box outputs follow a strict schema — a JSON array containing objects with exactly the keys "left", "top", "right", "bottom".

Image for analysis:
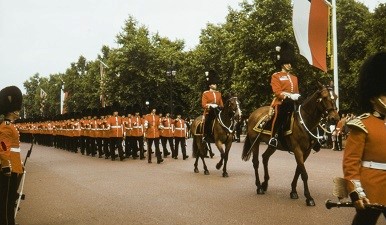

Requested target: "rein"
[
  {"left": 216, "top": 97, "right": 241, "bottom": 134},
  {"left": 298, "top": 104, "right": 324, "bottom": 140}
]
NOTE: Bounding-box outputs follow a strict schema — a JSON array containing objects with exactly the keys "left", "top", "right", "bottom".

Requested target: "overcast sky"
[{"left": 0, "top": 0, "right": 384, "bottom": 93}]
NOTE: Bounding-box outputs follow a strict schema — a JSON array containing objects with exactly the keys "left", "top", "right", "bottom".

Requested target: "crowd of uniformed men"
[{"left": 16, "top": 104, "right": 191, "bottom": 164}]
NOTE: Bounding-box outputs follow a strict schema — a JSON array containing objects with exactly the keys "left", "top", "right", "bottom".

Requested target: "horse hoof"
[
  {"left": 262, "top": 182, "right": 268, "bottom": 192},
  {"left": 194, "top": 168, "right": 199, "bottom": 173},
  {"left": 222, "top": 172, "right": 228, "bottom": 177},
  {"left": 216, "top": 163, "right": 222, "bottom": 170},
  {"left": 204, "top": 170, "right": 210, "bottom": 175},
  {"left": 290, "top": 192, "right": 299, "bottom": 199},
  {"left": 257, "top": 188, "right": 265, "bottom": 195},
  {"left": 306, "top": 199, "right": 316, "bottom": 206}
]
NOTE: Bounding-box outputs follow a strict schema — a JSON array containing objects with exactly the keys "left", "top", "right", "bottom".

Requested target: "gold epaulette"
[{"left": 347, "top": 113, "right": 370, "bottom": 134}]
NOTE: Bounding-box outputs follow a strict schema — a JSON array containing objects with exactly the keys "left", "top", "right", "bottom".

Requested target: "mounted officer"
[
  {"left": 201, "top": 70, "right": 224, "bottom": 143},
  {"left": 268, "top": 41, "right": 301, "bottom": 148}
]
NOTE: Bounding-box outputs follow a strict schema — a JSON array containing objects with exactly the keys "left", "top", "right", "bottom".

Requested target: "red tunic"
[
  {"left": 201, "top": 90, "right": 224, "bottom": 110},
  {"left": 144, "top": 114, "right": 161, "bottom": 138},
  {"left": 270, "top": 71, "right": 299, "bottom": 106},
  {"left": 0, "top": 120, "right": 23, "bottom": 174},
  {"left": 174, "top": 119, "right": 186, "bottom": 138},
  {"left": 343, "top": 114, "right": 386, "bottom": 205},
  {"left": 107, "top": 116, "right": 124, "bottom": 138}
]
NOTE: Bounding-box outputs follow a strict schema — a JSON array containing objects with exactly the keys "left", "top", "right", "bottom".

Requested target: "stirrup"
[{"left": 268, "top": 137, "right": 278, "bottom": 148}]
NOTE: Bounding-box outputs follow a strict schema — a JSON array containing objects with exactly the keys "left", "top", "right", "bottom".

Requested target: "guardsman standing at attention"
[
  {"left": 173, "top": 106, "right": 189, "bottom": 160},
  {"left": 0, "top": 86, "right": 23, "bottom": 225},
  {"left": 124, "top": 109, "right": 136, "bottom": 159},
  {"left": 343, "top": 52, "right": 386, "bottom": 225},
  {"left": 144, "top": 106, "right": 164, "bottom": 164},
  {"left": 107, "top": 104, "right": 125, "bottom": 161},
  {"left": 201, "top": 69, "right": 224, "bottom": 143}
]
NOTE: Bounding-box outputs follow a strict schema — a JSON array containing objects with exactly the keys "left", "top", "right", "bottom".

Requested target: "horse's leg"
[
  {"left": 290, "top": 149, "right": 315, "bottom": 206},
  {"left": 194, "top": 156, "right": 200, "bottom": 173},
  {"left": 215, "top": 140, "right": 224, "bottom": 171},
  {"left": 220, "top": 139, "right": 233, "bottom": 177},
  {"left": 201, "top": 155, "right": 210, "bottom": 175},
  {"left": 261, "top": 146, "right": 276, "bottom": 191},
  {"left": 251, "top": 144, "right": 264, "bottom": 194}
]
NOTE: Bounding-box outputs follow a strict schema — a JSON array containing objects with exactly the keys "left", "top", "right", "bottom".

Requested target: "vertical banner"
[{"left": 293, "top": 0, "right": 329, "bottom": 72}]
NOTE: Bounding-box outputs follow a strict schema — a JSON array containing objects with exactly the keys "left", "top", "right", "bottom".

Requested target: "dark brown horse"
[
  {"left": 242, "top": 83, "right": 339, "bottom": 206},
  {"left": 191, "top": 96, "right": 242, "bottom": 177}
]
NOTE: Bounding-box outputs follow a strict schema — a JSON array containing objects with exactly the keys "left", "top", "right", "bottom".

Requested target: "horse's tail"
[
  {"left": 242, "top": 133, "right": 253, "bottom": 161},
  {"left": 192, "top": 136, "right": 198, "bottom": 158}
]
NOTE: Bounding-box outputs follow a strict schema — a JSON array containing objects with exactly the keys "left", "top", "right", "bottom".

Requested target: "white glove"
[
  {"left": 206, "top": 103, "right": 218, "bottom": 108},
  {"left": 289, "top": 93, "right": 301, "bottom": 101}
]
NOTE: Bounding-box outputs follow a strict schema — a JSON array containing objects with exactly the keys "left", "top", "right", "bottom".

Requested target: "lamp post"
[
  {"left": 145, "top": 100, "right": 150, "bottom": 114},
  {"left": 166, "top": 69, "right": 176, "bottom": 116}
]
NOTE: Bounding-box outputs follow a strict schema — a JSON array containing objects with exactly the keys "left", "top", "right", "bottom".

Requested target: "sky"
[{"left": 0, "top": 0, "right": 384, "bottom": 94}]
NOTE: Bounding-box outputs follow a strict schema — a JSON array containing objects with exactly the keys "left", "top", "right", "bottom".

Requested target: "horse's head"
[
  {"left": 316, "top": 82, "right": 340, "bottom": 122},
  {"left": 224, "top": 96, "right": 242, "bottom": 121}
]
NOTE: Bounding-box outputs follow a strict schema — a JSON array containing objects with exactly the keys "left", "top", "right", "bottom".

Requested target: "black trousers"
[
  {"left": 109, "top": 137, "right": 124, "bottom": 159},
  {"left": 272, "top": 99, "right": 294, "bottom": 137},
  {"left": 352, "top": 208, "right": 386, "bottom": 225},
  {"left": 147, "top": 138, "right": 161, "bottom": 162},
  {"left": 161, "top": 136, "right": 174, "bottom": 155},
  {"left": 174, "top": 137, "right": 187, "bottom": 158},
  {"left": 133, "top": 136, "right": 145, "bottom": 158},
  {"left": 0, "top": 172, "right": 18, "bottom": 225}
]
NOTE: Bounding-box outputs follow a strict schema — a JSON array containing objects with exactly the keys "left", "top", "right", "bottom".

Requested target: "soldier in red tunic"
[
  {"left": 173, "top": 106, "right": 189, "bottom": 160},
  {"left": 0, "top": 86, "right": 23, "bottom": 225},
  {"left": 107, "top": 104, "right": 125, "bottom": 161},
  {"left": 268, "top": 41, "right": 301, "bottom": 148},
  {"left": 343, "top": 52, "right": 386, "bottom": 225},
  {"left": 143, "top": 107, "right": 163, "bottom": 164},
  {"left": 201, "top": 70, "right": 224, "bottom": 142}
]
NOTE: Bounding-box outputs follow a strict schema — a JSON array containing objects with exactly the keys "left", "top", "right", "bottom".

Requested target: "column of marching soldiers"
[{"left": 15, "top": 105, "right": 191, "bottom": 164}]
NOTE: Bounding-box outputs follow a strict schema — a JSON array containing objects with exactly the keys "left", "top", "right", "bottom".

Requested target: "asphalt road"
[{"left": 15, "top": 138, "right": 386, "bottom": 225}]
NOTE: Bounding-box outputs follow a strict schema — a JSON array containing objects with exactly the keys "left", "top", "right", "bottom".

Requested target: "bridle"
[{"left": 217, "top": 97, "right": 242, "bottom": 133}]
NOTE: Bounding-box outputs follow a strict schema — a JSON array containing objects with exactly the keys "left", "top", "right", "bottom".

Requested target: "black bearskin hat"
[
  {"left": 358, "top": 52, "right": 386, "bottom": 113},
  {"left": 174, "top": 105, "right": 183, "bottom": 117},
  {"left": 205, "top": 69, "right": 220, "bottom": 86},
  {"left": 275, "top": 41, "right": 295, "bottom": 67},
  {"left": 0, "top": 86, "right": 23, "bottom": 115}
]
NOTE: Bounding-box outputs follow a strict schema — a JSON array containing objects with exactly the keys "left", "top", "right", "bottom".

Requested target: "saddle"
[{"left": 252, "top": 109, "right": 295, "bottom": 137}]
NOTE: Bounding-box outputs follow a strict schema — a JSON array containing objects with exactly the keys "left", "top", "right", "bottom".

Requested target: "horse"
[
  {"left": 242, "top": 83, "right": 340, "bottom": 206},
  {"left": 191, "top": 96, "right": 242, "bottom": 177}
]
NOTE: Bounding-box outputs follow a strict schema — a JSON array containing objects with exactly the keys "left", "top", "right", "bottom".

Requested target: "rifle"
[
  {"left": 325, "top": 200, "right": 386, "bottom": 211},
  {"left": 325, "top": 177, "right": 386, "bottom": 211},
  {"left": 15, "top": 134, "right": 34, "bottom": 218}
]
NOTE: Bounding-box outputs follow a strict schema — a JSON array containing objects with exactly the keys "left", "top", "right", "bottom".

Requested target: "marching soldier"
[
  {"left": 107, "top": 105, "right": 125, "bottom": 161},
  {"left": 143, "top": 107, "right": 163, "bottom": 164},
  {"left": 123, "top": 110, "right": 136, "bottom": 159},
  {"left": 160, "top": 112, "right": 173, "bottom": 158},
  {"left": 0, "top": 86, "right": 23, "bottom": 225},
  {"left": 173, "top": 107, "right": 189, "bottom": 160},
  {"left": 132, "top": 109, "right": 145, "bottom": 160}
]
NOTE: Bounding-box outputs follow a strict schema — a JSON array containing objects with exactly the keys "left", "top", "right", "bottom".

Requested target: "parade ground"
[{"left": 16, "top": 138, "right": 386, "bottom": 225}]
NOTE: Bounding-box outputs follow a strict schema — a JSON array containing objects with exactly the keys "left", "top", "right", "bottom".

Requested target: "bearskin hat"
[
  {"left": 174, "top": 105, "right": 183, "bottom": 117},
  {"left": 358, "top": 52, "right": 386, "bottom": 113},
  {"left": 275, "top": 41, "right": 295, "bottom": 67},
  {"left": 0, "top": 86, "right": 23, "bottom": 115},
  {"left": 205, "top": 69, "right": 220, "bottom": 86}
]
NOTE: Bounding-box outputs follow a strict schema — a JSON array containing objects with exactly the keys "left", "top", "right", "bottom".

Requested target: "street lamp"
[{"left": 166, "top": 69, "right": 176, "bottom": 116}]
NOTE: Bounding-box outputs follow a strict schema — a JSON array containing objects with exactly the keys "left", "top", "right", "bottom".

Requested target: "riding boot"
[{"left": 203, "top": 117, "right": 211, "bottom": 143}]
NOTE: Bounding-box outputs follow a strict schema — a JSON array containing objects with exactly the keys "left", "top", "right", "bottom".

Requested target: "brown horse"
[
  {"left": 242, "top": 83, "right": 339, "bottom": 206},
  {"left": 191, "top": 96, "right": 242, "bottom": 177}
]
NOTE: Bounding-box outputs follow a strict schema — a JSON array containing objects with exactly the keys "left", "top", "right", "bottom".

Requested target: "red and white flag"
[{"left": 293, "top": 0, "right": 329, "bottom": 72}]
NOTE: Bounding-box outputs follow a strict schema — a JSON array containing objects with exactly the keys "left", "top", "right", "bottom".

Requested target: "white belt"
[
  {"left": 125, "top": 128, "right": 133, "bottom": 130},
  {"left": 111, "top": 126, "right": 121, "bottom": 128},
  {"left": 133, "top": 126, "right": 142, "bottom": 129},
  {"left": 362, "top": 161, "right": 386, "bottom": 170},
  {"left": 163, "top": 127, "right": 171, "bottom": 129},
  {"left": 10, "top": 147, "right": 21, "bottom": 153},
  {"left": 175, "top": 128, "right": 185, "bottom": 130}
]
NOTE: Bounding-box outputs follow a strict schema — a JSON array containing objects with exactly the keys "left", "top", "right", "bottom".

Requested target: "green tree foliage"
[{"left": 21, "top": 0, "right": 386, "bottom": 119}]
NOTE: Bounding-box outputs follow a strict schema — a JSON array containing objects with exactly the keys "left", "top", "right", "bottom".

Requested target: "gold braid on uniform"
[{"left": 346, "top": 113, "right": 370, "bottom": 134}]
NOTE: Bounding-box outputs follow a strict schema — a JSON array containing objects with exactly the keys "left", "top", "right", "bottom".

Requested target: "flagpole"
[{"left": 332, "top": 0, "right": 339, "bottom": 110}]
